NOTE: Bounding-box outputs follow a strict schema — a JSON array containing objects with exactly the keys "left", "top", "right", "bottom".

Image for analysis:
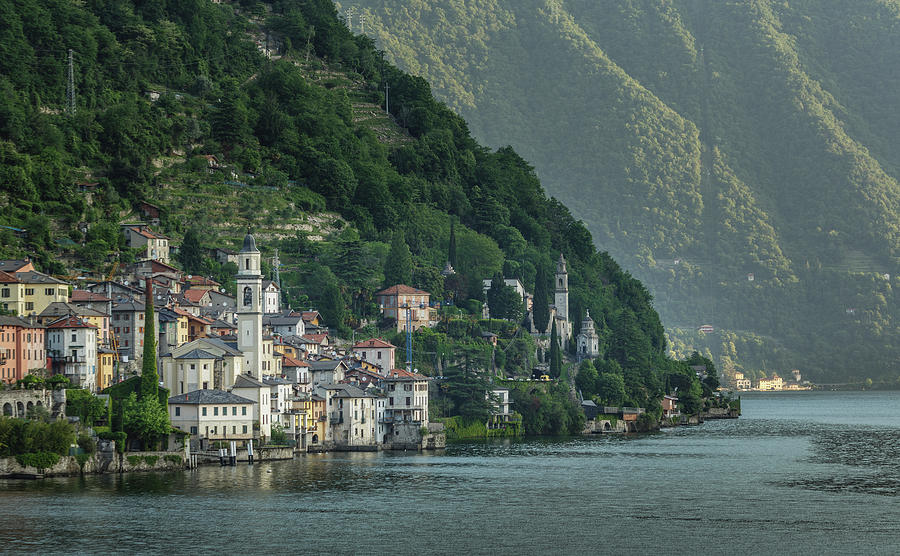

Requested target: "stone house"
[
  {"left": 375, "top": 284, "right": 431, "bottom": 332},
  {"left": 351, "top": 338, "right": 396, "bottom": 374},
  {"left": 168, "top": 389, "right": 255, "bottom": 445}
]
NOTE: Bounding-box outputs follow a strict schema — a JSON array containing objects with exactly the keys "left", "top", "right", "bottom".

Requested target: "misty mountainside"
[{"left": 340, "top": 0, "right": 899, "bottom": 382}]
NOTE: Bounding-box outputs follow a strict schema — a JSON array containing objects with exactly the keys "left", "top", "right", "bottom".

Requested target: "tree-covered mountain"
[
  {"left": 0, "top": 0, "right": 720, "bottom": 426},
  {"left": 340, "top": 0, "right": 900, "bottom": 382}
]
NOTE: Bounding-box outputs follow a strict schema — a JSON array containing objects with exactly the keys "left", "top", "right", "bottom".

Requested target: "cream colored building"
[
  {"left": 757, "top": 374, "right": 783, "bottom": 391},
  {"left": 160, "top": 337, "right": 244, "bottom": 394},
  {"left": 0, "top": 270, "right": 69, "bottom": 316},
  {"left": 168, "top": 389, "right": 255, "bottom": 443}
]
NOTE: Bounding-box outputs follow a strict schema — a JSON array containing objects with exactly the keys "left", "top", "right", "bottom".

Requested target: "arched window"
[
  {"left": 245, "top": 258, "right": 250, "bottom": 270},
  {"left": 243, "top": 286, "right": 252, "bottom": 307}
]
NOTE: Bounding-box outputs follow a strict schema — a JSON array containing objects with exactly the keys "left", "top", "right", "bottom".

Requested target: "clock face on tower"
[{"left": 243, "top": 286, "right": 252, "bottom": 307}]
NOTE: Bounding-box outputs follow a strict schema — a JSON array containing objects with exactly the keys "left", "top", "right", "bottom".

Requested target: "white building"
[
  {"left": 231, "top": 374, "right": 272, "bottom": 440},
  {"left": 487, "top": 387, "right": 512, "bottom": 429},
  {"left": 576, "top": 310, "right": 600, "bottom": 360},
  {"left": 167, "top": 389, "right": 255, "bottom": 443},
  {"left": 316, "top": 383, "right": 378, "bottom": 449},
  {"left": 352, "top": 338, "right": 396, "bottom": 374},
  {"left": 160, "top": 337, "right": 244, "bottom": 394},
  {"left": 383, "top": 368, "right": 429, "bottom": 425},
  {"left": 262, "top": 280, "right": 281, "bottom": 314},
  {"left": 47, "top": 316, "right": 98, "bottom": 391},
  {"left": 553, "top": 253, "right": 571, "bottom": 340}
]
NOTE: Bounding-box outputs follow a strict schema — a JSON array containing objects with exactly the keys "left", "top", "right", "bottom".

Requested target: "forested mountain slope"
[
  {"left": 0, "top": 0, "right": 712, "bottom": 421},
  {"left": 341, "top": 0, "right": 899, "bottom": 382}
]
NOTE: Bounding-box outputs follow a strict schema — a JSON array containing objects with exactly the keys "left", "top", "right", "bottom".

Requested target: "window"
[
  {"left": 232, "top": 407, "right": 237, "bottom": 416},
  {"left": 377, "top": 351, "right": 382, "bottom": 359},
  {"left": 242, "top": 425, "right": 247, "bottom": 434},
  {"left": 222, "top": 406, "right": 227, "bottom": 415},
  {"left": 124, "top": 327, "right": 130, "bottom": 333},
  {"left": 71, "top": 333, "right": 77, "bottom": 342},
  {"left": 389, "top": 397, "right": 394, "bottom": 406},
  {"left": 190, "top": 364, "right": 195, "bottom": 370},
  {"left": 214, "top": 407, "right": 218, "bottom": 416},
  {"left": 25, "top": 302, "right": 33, "bottom": 311},
  {"left": 202, "top": 381, "right": 208, "bottom": 389},
  {"left": 24, "top": 288, "right": 34, "bottom": 296},
  {"left": 242, "top": 407, "right": 247, "bottom": 416},
  {"left": 232, "top": 426, "right": 236, "bottom": 434},
  {"left": 190, "top": 426, "right": 198, "bottom": 435},
  {"left": 175, "top": 407, "right": 181, "bottom": 416},
  {"left": 202, "top": 407, "right": 207, "bottom": 416},
  {"left": 0, "top": 289, "right": 8, "bottom": 298},
  {"left": 44, "top": 288, "right": 53, "bottom": 296},
  {"left": 406, "top": 397, "right": 411, "bottom": 406}
]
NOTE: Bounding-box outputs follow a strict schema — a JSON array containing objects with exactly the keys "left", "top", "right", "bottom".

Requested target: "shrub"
[
  {"left": 142, "top": 455, "right": 158, "bottom": 466},
  {"left": 127, "top": 455, "right": 142, "bottom": 466},
  {"left": 164, "top": 454, "right": 183, "bottom": 465},
  {"left": 75, "top": 452, "right": 91, "bottom": 470},
  {"left": 16, "top": 451, "right": 60, "bottom": 470},
  {"left": 98, "top": 431, "right": 127, "bottom": 453},
  {"left": 77, "top": 434, "right": 96, "bottom": 454}
]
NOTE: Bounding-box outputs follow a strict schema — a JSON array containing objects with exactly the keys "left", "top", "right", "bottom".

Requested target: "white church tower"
[
  {"left": 237, "top": 231, "right": 263, "bottom": 380},
  {"left": 576, "top": 310, "right": 600, "bottom": 360},
  {"left": 554, "top": 253, "right": 570, "bottom": 339}
]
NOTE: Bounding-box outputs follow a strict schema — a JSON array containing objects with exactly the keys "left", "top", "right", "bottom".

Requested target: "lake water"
[{"left": 2, "top": 390, "right": 900, "bottom": 554}]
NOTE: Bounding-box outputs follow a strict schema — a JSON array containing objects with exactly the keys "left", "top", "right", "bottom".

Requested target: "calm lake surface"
[{"left": 2, "top": 390, "right": 900, "bottom": 554}]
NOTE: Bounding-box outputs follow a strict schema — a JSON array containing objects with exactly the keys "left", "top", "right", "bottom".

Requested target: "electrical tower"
[
  {"left": 272, "top": 248, "right": 281, "bottom": 291},
  {"left": 66, "top": 49, "right": 76, "bottom": 115},
  {"left": 345, "top": 6, "right": 356, "bottom": 32}
]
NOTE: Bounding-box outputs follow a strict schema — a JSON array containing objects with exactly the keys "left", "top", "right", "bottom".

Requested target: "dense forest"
[
  {"left": 0, "top": 0, "right": 718, "bottom": 430},
  {"left": 341, "top": 0, "right": 900, "bottom": 382}
]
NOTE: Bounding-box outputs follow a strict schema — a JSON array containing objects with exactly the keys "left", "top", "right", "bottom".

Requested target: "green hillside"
[
  {"left": 340, "top": 0, "right": 899, "bottom": 382},
  {"left": 0, "top": 0, "right": 725, "bottom": 425}
]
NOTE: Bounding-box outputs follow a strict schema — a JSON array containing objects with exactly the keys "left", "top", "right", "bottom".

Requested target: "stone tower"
[
  {"left": 236, "top": 231, "right": 263, "bottom": 380},
  {"left": 554, "top": 253, "right": 569, "bottom": 338},
  {"left": 576, "top": 310, "right": 600, "bottom": 360}
]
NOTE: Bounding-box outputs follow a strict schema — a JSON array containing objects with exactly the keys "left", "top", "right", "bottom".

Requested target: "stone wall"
[
  {"left": 0, "top": 450, "right": 186, "bottom": 478},
  {"left": 0, "top": 388, "right": 65, "bottom": 419}
]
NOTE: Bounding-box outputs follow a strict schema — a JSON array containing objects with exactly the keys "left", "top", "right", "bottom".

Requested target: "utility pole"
[
  {"left": 273, "top": 248, "right": 281, "bottom": 290},
  {"left": 385, "top": 82, "right": 390, "bottom": 114},
  {"left": 66, "top": 49, "right": 76, "bottom": 115},
  {"left": 345, "top": 6, "right": 356, "bottom": 32},
  {"left": 360, "top": 12, "right": 367, "bottom": 34}
]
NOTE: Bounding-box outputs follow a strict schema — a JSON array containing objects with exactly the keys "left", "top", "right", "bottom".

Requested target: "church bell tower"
[
  {"left": 555, "top": 253, "right": 570, "bottom": 338},
  {"left": 236, "top": 231, "right": 263, "bottom": 380}
]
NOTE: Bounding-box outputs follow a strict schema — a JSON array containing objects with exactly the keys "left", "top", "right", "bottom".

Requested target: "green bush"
[
  {"left": 98, "top": 430, "right": 127, "bottom": 453},
  {"left": 127, "top": 455, "right": 142, "bottom": 466},
  {"left": 15, "top": 451, "right": 60, "bottom": 470},
  {"left": 75, "top": 452, "right": 91, "bottom": 470},
  {"left": 142, "top": 455, "right": 159, "bottom": 466},
  {"left": 77, "top": 434, "right": 96, "bottom": 454},
  {"left": 164, "top": 454, "right": 183, "bottom": 465}
]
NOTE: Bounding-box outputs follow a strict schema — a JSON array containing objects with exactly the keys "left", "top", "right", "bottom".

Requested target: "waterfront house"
[
  {"left": 47, "top": 316, "right": 98, "bottom": 391},
  {"left": 0, "top": 315, "right": 46, "bottom": 384},
  {"left": 230, "top": 374, "right": 273, "bottom": 440},
  {"left": 662, "top": 395, "right": 680, "bottom": 418},
  {"left": 487, "top": 387, "right": 513, "bottom": 429},
  {"left": 97, "top": 347, "right": 115, "bottom": 390},
  {"left": 315, "top": 383, "right": 378, "bottom": 449},
  {"left": 383, "top": 368, "right": 429, "bottom": 425},
  {"left": 168, "top": 389, "right": 255, "bottom": 447}
]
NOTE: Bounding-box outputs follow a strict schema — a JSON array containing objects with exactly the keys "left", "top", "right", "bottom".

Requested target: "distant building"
[
  {"left": 47, "top": 316, "right": 98, "bottom": 391},
  {"left": 122, "top": 225, "right": 170, "bottom": 263},
  {"left": 168, "top": 389, "right": 255, "bottom": 444},
  {"left": 375, "top": 284, "right": 431, "bottom": 332},
  {"left": 575, "top": 310, "right": 600, "bottom": 360},
  {"left": 757, "top": 374, "right": 783, "bottom": 391},
  {"left": 351, "top": 338, "right": 396, "bottom": 374},
  {"left": 0, "top": 316, "right": 46, "bottom": 384}
]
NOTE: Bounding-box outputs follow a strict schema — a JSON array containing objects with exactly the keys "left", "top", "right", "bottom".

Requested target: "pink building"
[
  {"left": 352, "top": 338, "right": 396, "bottom": 374},
  {"left": 0, "top": 316, "right": 46, "bottom": 384}
]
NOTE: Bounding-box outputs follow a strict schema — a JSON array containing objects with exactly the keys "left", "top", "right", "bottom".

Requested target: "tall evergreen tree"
[
  {"left": 549, "top": 319, "right": 562, "bottom": 378},
  {"left": 178, "top": 226, "right": 204, "bottom": 275},
  {"left": 384, "top": 229, "right": 413, "bottom": 286},
  {"left": 448, "top": 217, "right": 457, "bottom": 268},
  {"left": 140, "top": 279, "right": 158, "bottom": 401},
  {"left": 533, "top": 264, "right": 550, "bottom": 333}
]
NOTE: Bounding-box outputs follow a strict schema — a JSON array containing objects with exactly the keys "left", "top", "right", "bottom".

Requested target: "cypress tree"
[
  {"left": 140, "top": 278, "right": 158, "bottom": 401},
  {"left": 448, "top": 217, "right": 457, "bottom": 268},
  {"left": 549, "top": 319, "right": 562, "bottom": 378},
  {"left": 533, "top": 264, "right": 550, "bottom": 333},
  {"left": 384, "top": 229, "right": 413, "bottom": 286}
]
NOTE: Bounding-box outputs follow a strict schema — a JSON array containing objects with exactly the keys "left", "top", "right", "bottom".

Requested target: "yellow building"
[
  {"left": 757, "top": 373, "right": 784, "bottom": 391},
  {"left": 97, "top": 348, "right": 116, "bottom": 390},
  {"left": 0, "top": 270, "right": 69, "bottom": 316}
]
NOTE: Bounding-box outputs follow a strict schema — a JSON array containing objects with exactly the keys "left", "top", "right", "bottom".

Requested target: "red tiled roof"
[
  {"left": 282, "top": 356, "right": 309, "bottom": 368},
  {"left": 71, "top": 290, "right": 112, "bottom": 302},
  {"left": 385, "top": 368, "right": 428, "bottom": 380},
  {"left": 300, "top": 311, "right": 320, "bottom": 321},
  {"left": 47, "top": 316, "right": 97, "bottom": 329},
  {"left": 375, "top": 284, "right": 430, "bottom": 296},
  {"left": 183, "top": 289, "right": 209, "bottom": 303},
  {"left": 302, "top": 333, "right": 328, "bottom": 344},
  {"left": 187, "top": 276, "right": 220, "bottom": 286},
  {"left": 0, "top": 270, "right": 19, "bottom": 283},
  {"left": 171, "top": 306, "right": 193, "bottom": 317},
  {"left": 352, "top": 338, "right": 396, "bottom": 349}
]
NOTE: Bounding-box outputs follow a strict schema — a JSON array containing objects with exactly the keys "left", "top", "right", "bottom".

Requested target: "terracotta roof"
[
  {"left": 71, "top": 290, "right": 112, "bottom": 303},
  {"left": 375, "top": 284, "right": 430, "bottom": 296},
  {"left": 187, "top": 276, "right": 220, "bottom": 287},
  {"left": 352, "top": 338, "right": 396, "bottom": 350},
  {"left": 0, "top": 270, "right": 19, "bottom": 283},
  {"left": 282, "top": 356, "right": 309, "bottom": 368},
  {"left": 385, "top": 368, "right": 428, "bottom": 381},
  {"left": 0, "top": 260, "right": 32, "bottom": 273},
  {"left": 182, "top": 289, "right": 209, "bottom": 303},
  {"left": 301, "top": 333, "right": 328, "bottom": 344},
  {"left": 301, "top": 311, "right": 320, "bottom": 321},
  {"left": 171, "top": 306, "right": 193, "bottom": 317},
  {"left": 128, "top": 226, "right": 169, "bottom": 240},
  {"left": 47, "top": 316, "right": 97, "bottom": 329}
]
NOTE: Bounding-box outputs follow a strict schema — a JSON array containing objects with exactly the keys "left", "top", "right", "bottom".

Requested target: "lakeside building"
[
  {"left": 0, "top": 316, "right": 46, "bottom": 384},
  {"left": 168, "top": 389, "right": 255, "bottom": 445}
]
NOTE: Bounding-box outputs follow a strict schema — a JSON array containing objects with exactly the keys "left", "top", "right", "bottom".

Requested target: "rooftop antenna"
[{"left": 66, "top": 49, "right": 76, "bottom": 115}]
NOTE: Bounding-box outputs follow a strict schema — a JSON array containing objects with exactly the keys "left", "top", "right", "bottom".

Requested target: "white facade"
[
  {"left": 576, "top": 310, "right": 600, "bottom": 360},
  {"left": 236, "top": 233, "right": 263, "bottom": 379},
  {"left": 262, "top": 281, "right": 281, "bottom": 314},
  {"left": 168, "top": 390, "right": 255, "bottom": 442},
  {"left": 554, "top": 253, "right": 570, "bottom": 339},
  {"left": 384, "top": 369, "right": 429, "bottom": 425},
  {"left": 47, "top": 319, "right": 98, "bottom": 391},
  {"left": 231, "top": 374, "right": 272, "bottom": 440},
  {"left": 352, "top": 339, "right": 396, "bottom": 374},
  {"left": 160, "top": 337, "right": 244, "bottom": 394}
]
